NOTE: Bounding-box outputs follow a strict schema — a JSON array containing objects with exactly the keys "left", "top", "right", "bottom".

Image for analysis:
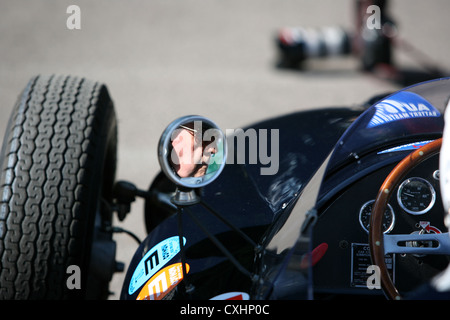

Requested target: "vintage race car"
[{"left": 0, "top": 75, "right": 449, "bottom": 300}]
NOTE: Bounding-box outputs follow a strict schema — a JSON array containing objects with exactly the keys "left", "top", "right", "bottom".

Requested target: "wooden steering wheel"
[{"left": 369, "top": 138, "right": 444, "bottom": 300}]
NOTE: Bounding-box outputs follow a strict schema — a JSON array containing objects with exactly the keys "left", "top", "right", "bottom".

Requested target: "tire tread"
[{"left": 0, "top": 75, "right": 115, "bottom": 299}]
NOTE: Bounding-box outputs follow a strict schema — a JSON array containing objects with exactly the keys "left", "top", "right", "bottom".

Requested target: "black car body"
[{"left": 121, "top": 78, "right": 450, "bottom": 300}]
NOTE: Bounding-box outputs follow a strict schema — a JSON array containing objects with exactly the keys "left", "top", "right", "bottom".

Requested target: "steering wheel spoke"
[{"left": 384, "top": 232, "right": 450, "bottom": 255}]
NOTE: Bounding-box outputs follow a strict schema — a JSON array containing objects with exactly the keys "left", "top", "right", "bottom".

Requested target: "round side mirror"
[{"left": 158, "top": 115, "right": 227, "bottom": 189}]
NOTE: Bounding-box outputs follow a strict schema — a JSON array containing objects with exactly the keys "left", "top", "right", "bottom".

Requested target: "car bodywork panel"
[{"left": 123, "top": 106, "right": 362, "bottom": 300}]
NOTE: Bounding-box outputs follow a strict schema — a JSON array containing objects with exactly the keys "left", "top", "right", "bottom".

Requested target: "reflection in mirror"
[{"left": 158, "top": 116, "right": 226, "bottom": 189}]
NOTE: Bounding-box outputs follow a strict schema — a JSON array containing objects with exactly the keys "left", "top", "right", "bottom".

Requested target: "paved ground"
[{"left": 1, "top": 0, "right": 449, "bottom": 299}]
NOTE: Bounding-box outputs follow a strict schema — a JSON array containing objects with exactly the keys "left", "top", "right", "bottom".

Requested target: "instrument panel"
[
  {"left": 313, "top": 151, "right": 447, "bottom": 298},
  {"left": 358, "top": 173, "right": 439, "bottom": 234}
]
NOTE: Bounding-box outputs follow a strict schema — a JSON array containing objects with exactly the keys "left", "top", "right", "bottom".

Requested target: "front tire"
[{"left": 0, "top": 75, "right": 118, "bottom": 299}]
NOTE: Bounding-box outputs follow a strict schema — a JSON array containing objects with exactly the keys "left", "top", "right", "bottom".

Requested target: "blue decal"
[
  {"left": 128, "top": 236, "right": 186, "bottom": 295},
  {"left": 367, "top": 91, "right": 440, "bottom": 128},
  {"left": 378, "top": 140, "right": 434, "bottom": 154}
]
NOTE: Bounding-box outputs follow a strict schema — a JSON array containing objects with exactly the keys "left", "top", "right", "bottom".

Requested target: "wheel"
[{"left": 0, "top": 75, "right": 118, "bottom": 299}]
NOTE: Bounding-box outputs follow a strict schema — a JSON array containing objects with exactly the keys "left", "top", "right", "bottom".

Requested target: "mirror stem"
[
  {"left": 177, "top": 207, "right": 195, "bottom": 296},
  {"left": 171, "top": 187, "right": 201, "bottom": 206}
]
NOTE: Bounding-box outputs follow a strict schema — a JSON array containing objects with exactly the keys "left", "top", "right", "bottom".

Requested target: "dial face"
[
  {"left": 397, "top": 177, "right": 436, "bottom": 215},
  {"left": 359, "top": 200, "right": 395, "bottom": 234}
]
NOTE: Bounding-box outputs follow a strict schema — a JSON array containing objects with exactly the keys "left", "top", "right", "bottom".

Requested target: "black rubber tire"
[{"left": 0, "top": 75, "right": 118, "bottom": 299}]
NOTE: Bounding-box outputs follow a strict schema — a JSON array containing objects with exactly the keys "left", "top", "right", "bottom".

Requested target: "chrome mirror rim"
[{"left": 158, "top": 115, "right": 227, "bottom": 189}]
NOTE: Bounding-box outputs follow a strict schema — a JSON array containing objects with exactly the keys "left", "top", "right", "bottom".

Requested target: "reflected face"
[{"left": 170, "top": 126, "right": 217, "bottom": 178}]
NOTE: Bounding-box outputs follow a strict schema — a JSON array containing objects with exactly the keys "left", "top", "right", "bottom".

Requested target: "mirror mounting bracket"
[{"left": 171, "top": 187, "right": 201, "bottom": 206}]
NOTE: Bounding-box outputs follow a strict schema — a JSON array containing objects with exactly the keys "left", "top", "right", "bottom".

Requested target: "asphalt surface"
[{"left": 1, "top": 0, "right": 450, "bottom": 300}]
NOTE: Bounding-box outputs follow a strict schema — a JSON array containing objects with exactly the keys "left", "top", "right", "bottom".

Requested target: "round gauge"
[
  {"left": 359, "top": 200, "right": 395, "bottom": 234},
  {"left": 397, "top": 177, "right": 436, "bottom": 215}
]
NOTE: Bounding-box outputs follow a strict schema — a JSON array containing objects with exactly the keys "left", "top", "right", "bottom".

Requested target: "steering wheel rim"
[{"left": 369, "top": 138, "right": 442, "bottom": 300}]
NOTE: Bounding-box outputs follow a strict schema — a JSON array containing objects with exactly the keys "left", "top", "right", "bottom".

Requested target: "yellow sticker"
[{"left": 136, "top": 263, "right": 190, "bottom": 300}]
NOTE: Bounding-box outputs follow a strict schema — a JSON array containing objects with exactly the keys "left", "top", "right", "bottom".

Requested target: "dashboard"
[{"left": 311, "top": 150, "right": 449, "bottom": 298}]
